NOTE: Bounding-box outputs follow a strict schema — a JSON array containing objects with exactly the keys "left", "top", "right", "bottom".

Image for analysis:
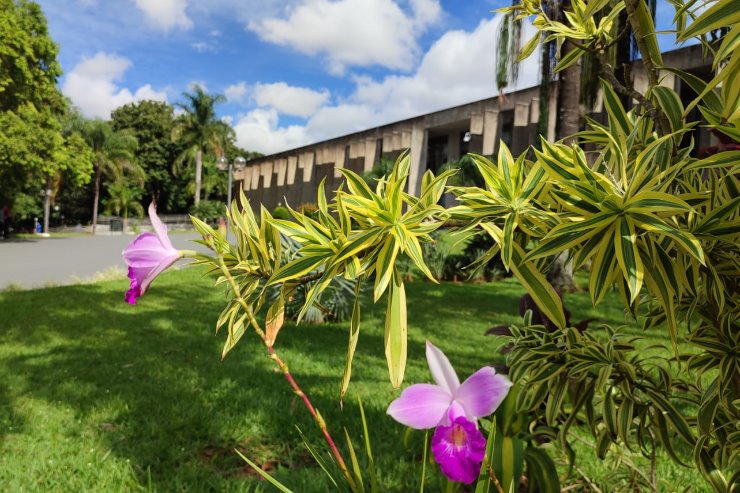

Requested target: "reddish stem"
[{"left": 266, "top": 345, "right": 355, "bottom": 488}]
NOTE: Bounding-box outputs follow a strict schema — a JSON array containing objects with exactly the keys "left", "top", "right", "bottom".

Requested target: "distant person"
[{"left": 35, "top": 217, "right": 42, "bottom": 234}]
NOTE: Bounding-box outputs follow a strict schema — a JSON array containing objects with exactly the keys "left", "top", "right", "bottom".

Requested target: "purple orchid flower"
[
  {"left": 122, "top": 202, "right": 183, "bottom": 304},
  {"left": 387, "top": 341, "right": 512, "bottom": 484}
]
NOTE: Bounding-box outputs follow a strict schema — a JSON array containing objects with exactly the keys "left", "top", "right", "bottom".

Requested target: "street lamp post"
[{"left": 217, "top": 156, "right": 247, "bottom": 238}]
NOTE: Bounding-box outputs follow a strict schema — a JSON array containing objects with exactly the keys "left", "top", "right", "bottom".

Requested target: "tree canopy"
[{"left": 0, "top": 0, "right": 92, "bottom": 212}]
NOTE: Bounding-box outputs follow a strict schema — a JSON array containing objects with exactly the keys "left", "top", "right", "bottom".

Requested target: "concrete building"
[{"left": 233, "top": 44, "right": 714, "bottom": 212}]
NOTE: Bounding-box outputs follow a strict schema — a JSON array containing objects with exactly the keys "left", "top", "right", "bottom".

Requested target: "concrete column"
[
  {"left": 275, "top": 158, "right": 287, "bottom": 186},
  {"left": 334, "top": 144, "right": 346, "bottom": 178},
  {"left": 470, "top": 112, "right": 484, "bottom": 135},
  {"left": 261, "top": 161, "right": 274, "bottom": 188},
  {"left": 401, "top": 130, "right": 411, "bottom": 149},
  {"left": 238, "top": 167, "right": 251, "bottom": 191},
  {"left": 299, "top": 152, "right": 314, "bottom": 183},
  {"left": 483, "top": 109, "right": 499, "bottom": 156},
  {"left": 364, "top": 137, "right": 378, "bottom": 172},
  {"left": 349, "top": 139, "right": 364, "bottom": 159},
  {"left": 250, "top": 164, "right": 261, "bottom": 190},
  {"left": 286, "top": 156, "right": 298, "bottom": 185},
  {"left": 408, "top": 122, "right": 427, "bottom": 195}
]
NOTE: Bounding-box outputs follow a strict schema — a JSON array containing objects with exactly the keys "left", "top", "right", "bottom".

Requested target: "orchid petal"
[
  {"left": 138, "top": 254, "right": 181, "bottom": 293},
  {"left": 122, "top": 233, "right": 171, "bottom": 264},
  {"left": 148, "top": 202, "right": 173, "bottom": 250},
  {"left": 387, "top": 383, "right": 452, "bottom": 429},
  {"left": 426, "top": 341, "right": 460, "bottom": 394},
  {"left": 454, "top": 367, "right": 512, "bottom": 419}
]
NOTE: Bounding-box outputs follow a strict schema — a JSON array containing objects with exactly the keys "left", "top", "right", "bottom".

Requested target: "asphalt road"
[{"left": 0, "top": 233, "right": 204, "bottom": 289}]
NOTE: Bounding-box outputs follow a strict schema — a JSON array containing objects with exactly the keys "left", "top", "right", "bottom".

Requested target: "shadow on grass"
[
  {"left": 4, "top": 271, "right": 598, "bottom": 491},
  {"left": 0, "top": 274, "right": 427, "bottom": 491}
]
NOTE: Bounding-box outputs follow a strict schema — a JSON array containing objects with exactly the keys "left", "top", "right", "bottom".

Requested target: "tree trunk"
[
  {"left": 92, "top": 162, "right": 101, "bottom": 235},
  {"left": 556, "top": 41, "right": 582, "bottom": 143},
  {"left": 550, "top": 0, "right": 581, "bottom": 292},
  {"left": 194, "top": 149, "right": 202, "bottom": 206}
]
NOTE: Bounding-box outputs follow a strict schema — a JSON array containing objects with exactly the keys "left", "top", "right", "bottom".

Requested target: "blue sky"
[{"left": 38, "top": 0, "right": 685, "bottom": 155}]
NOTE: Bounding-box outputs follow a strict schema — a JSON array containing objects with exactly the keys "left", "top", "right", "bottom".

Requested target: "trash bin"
[{"left": 111, "top": 219, "right": 123, "bottom": 232}]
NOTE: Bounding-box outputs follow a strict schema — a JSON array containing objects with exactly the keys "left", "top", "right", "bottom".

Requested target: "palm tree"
[
  {"left": 79, "top": 119, "right": 139, "bottom": 234},
  {"left": 103, "top": 179, "right": 144, "bottom": 232},
  {"left": 172, "top": 85, "right": 231, "bottom": 206}
]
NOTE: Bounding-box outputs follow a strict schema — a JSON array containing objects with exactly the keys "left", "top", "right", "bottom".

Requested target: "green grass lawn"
[{"left": 0, "top": 268, "right": 707, "bottom": 492}]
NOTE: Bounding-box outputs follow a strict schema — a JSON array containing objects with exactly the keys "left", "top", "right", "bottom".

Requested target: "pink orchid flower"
[
  {"left": 122, "top": 202, "right": 183, "bottom": 304},
  {"left": 387, "top": 341, "right": 512, "bottom": 484}
]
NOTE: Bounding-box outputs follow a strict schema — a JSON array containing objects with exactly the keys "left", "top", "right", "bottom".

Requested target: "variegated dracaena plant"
[{"left": 185, "top": 1, "right": 738, "bottom": 490}]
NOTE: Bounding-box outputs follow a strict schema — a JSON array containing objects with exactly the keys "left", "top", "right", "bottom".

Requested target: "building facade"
[{"left": 234, "top": 45, "right": 713, "bottom": 212}]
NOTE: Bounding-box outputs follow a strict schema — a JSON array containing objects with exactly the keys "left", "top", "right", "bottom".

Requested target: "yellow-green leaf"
[
  {"left": 339, "top": 282, "right": 362, "bottom": 402},
  {"left": 613, "top": 218, "right": 644, "bottom": 303},
  {"left": 384, "top": 271, "right": 407, "bottom": 389},
  {"left": 265, "top": 294, "right": 285, "bottom": 347}
]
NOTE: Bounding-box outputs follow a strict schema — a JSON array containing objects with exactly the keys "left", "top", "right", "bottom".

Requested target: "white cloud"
[
  {"left": 62, "top": 52, "right": 167, "bottom": 119},
  {"left": 233, "top": 108, "right": 310, "bottom": 155},
  {"left": 225, "top": 82, "right": 249, "bottom": 103},
  {"left": 133, "top": 0, "right": 192, "bottom": 31},
  {"left": 232, "top": 15, "right": 541, "bottom": 155},
  {"left": 250, "top": 0, "right": 442, "bottom": 73},
  {"left": 253, "top": 82, "right": 330, "bottom": 117}
]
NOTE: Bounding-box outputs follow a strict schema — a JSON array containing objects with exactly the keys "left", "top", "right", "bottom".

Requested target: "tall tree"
[
  {"left": 172, "top": 86, "right": 231, "bottom": 206},
  {"left": 111, "top": 100, "right": 190, "bottom": 212},
  {"left": 0, "top": 0, "right": 93, "bottom": 220},
  {"left": 78, "top": 119, "right": 139, "bottom": 234}
]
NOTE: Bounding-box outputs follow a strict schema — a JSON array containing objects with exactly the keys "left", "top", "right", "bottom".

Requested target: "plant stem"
[
  {"left": 482, "top": 455, "right": 506, "bottom": 493},
  {"left": 214, "top": 251, "right": 356, "bottom": 490}
]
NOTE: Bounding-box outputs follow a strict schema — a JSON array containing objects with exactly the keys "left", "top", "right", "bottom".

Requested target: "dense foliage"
[{"left": 0, "top": 0, "right": 93, "bottom": 215}]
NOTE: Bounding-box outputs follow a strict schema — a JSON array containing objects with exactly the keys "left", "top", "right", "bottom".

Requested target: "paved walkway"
[{"left": 0, "top": 233, "right": 203, "bottom": 289}]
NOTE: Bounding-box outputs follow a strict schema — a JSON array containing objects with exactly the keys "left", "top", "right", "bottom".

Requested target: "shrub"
[{"left": 189, "top": 200, "right": 224, "bottom": 224}]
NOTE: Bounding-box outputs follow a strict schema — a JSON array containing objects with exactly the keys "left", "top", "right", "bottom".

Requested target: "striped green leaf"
[
  {"left": 374, "top": 236, "right": 399, "bottom": 302},
  {"left": 614, "top": 218, "right": 644, "bottom": 303},
  {"left": 523, "top": 446, "right": 560, "bottom": 493},
  {"left": 601, "top": 80, "right": 631, "bottom": 136},
  {"left": 679, "top": 0, "right": 740, "bottom": 40},
  {"left": 630, "top": 212, "right": 705, "bottom": 265},
  {"left": 662, "top": 67, "right": 723, "bottom": 114},
  {"left": 633, "top": 0, "right": 662, "bottom": 64},
  {"left": 384, "top": 271, "right": 407, "bottom": 389},
  {"left": 589, "top": 225, "right": 617, "bottom": 306},
  {"left": 338, "top": 167, "right": 376, "bottom": 200},
  {"left": 492, "top": 430, "right": 524, "bottom": 493},
  {"left": 404, "top": 233, "right": 436, "bottom": 282},
  {"left": 626, "top": 191, "right": 693, "bottom": 214},
  {"left": 554, "top": 45, "right": 584, "bottom": 73},
  {"left": 501, "top": 212, "right": 517, "bottom": 271},
  {"left": 269, "top": 253, "right": 331, "bottom": 285},
  {"left": 516, "top": 32, "right": 540, "bottom": 62},
  {"left": 528, "top": 212, "right": 616, "bottom": 261},
  {"left": 651, "top": 86, "right": 684, "bottom": 133}
]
